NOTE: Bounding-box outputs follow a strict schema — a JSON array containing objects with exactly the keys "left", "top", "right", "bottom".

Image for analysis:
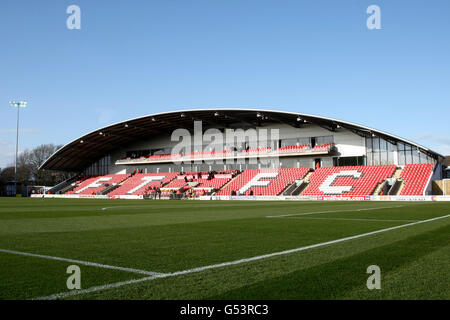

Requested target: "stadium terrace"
[{"left": 38, "top": 109, "right": 448, "bottom": 200}]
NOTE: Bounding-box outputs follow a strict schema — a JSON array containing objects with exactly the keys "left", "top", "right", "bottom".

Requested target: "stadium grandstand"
[{"left": 38, "top": 109, "right": 447, "bottom": 199}]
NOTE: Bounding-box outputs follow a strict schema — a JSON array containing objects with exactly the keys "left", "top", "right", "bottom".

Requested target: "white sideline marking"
[
  {"left": 266, "top": 205, "right": 404, "bottom": 218},
  {"left": 288, "top": 217, "right": 418, "bottom": 223},
  {"left": 100, "top": 205, "right": 147, "bottom": 211},
  {"left": 33, "top": 213, "right": 450, "bottom": 300},
  {"left": 0, "top": 248, "right": 164, "bottom": 277}
]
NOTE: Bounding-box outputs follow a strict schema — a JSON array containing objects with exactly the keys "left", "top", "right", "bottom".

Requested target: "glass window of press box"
[
  {"left": 366, "top": 137, "right": 435, "bottom": 166},
  {"left": 396, "top": 142, "right": 435, "bottom": 165},
  {"left": 315, "top": 136, "right": 334, "bottom": 146},
  {"left": 280, "top": 136, "right": 332, "bottom": 148},
  {"left": 84, "top": 155, "right": 111, "bottom": 175}
]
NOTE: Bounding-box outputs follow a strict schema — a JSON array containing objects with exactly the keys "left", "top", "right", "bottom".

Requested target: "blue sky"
[{"left": 1, "top": 0, "right": 449, "bottom": 168}]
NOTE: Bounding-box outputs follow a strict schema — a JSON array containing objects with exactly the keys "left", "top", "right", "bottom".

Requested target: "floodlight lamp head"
[{"left": 9, "top": 100, "right": 27, "bottom": 107}]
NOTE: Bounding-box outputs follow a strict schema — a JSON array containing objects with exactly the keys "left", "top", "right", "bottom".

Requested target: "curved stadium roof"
[{"left": 40, "top": 108, "right": 444, "bottom": 171}]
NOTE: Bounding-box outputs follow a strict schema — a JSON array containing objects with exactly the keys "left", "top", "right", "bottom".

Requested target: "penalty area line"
[
  {"left": 32, "top": 213, "right": 450, "bottom": 300},
  {"left": 287, "top": 217, "right": 418, "bottom": 223},
  {"left": 0, "top": 248, "right": 165, "bottom": 277},
  {"left": 266, "top": 205, "right": 405, "bottom": 218}
]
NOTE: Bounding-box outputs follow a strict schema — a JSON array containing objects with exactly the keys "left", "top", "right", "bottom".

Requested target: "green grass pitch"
[{"left": 0, "top": 198, "right": 449, "bottom": 300}]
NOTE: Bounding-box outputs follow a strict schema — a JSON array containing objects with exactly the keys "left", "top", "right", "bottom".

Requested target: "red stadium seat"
[
  {"left": 67, "top": 174, "right": 130, "bottom": 195},
  {"left": 301, "top": 165, "right": 396, "bottom": 196},
  {"left": 164, "top": 171, "right": 237, "bottom": 194},
  {"left": 107, "top": 172, "right": 178, "bottom": 196},
  {"left": 217, "top": 168, "right": 310, "bottom": 196},
  {"left": 400, "top": 163, "right": 434, "bottom": 195}
]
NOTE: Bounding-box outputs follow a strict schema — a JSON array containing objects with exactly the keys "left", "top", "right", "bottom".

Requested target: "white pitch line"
[
  {"left": 266, "top": 205, "right": 405, "bottom": 218},
  {"left": 33, "top": 213, "right": 450, "bottom": 300},
  {"left": 288, "top": 217, "right": 418, "bottom": 223},
  {"left": 0, "top": 248, "right": 165, "bottom": 277},
  {"left": 100, "top": 205, "right": 148, "bottom": 211},
  {"left": 33, "top": 275, "right": 159, "bottom": 300}
]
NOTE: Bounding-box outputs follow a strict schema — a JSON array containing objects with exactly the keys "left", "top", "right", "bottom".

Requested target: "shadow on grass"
[{"left": 212, "top": 224, "right": 450, "bottom": 299}]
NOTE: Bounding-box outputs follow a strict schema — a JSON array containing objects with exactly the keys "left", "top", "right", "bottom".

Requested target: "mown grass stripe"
[{"left": 33, "top": 213, "right": 450, "bottom": 300}]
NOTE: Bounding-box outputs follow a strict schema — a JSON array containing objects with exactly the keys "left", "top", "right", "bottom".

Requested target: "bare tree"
[
  {"left": 0, "top": 167, "right": 15, "bottom": 184},
  {"left": 1, "top": 144, "right": 73, "bottom": 187},
  {"left": 28, "top": 144, "right": 60, "bottom": 184}
]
